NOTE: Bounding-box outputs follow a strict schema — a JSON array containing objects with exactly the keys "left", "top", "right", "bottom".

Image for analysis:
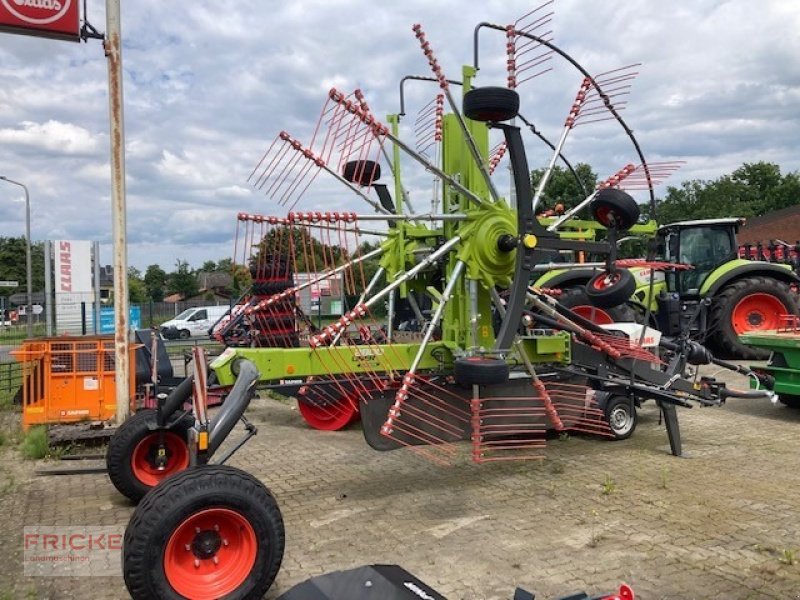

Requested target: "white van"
[{"left": 160, "top": 305, "right": 229, "bottom": 339}]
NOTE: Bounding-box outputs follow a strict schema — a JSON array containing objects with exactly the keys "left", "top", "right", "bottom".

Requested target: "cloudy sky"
[{"left": 0, "top": 0, "right": 798, "bottom": 272}]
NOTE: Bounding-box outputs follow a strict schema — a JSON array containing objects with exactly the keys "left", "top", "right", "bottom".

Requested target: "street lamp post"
[{"left": 0, "top": 176, "right": 33, "bottom": 338}]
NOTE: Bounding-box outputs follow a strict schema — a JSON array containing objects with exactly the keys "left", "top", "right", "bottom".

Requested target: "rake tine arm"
[
  {"left": 412, "top": 24, "right": 501, "bottom": 203},
  {"left": 382, "top": 260, "right": 466, "bottom": 435},
  {"left": 328, "top": 88, "right": 486, "bottom": 207}
]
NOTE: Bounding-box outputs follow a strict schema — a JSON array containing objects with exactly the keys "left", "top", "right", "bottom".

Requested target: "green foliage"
[
  {"left": 530, "top": 163, "right": 598, "bottom": 210},
  {"left": 601, "top": 474, "right": 616, "bottom": 495},
  {"left": 20, "top": 426, "right": 48, "bottom": 460},
  {"left": 655, "top": 162, "right": 800, "bottom": 224},
  {"left": 0, "top": 237, "right": 45, "bottom": 294},
  {"left": 127, "top": 266, "right": 147, "bottom": 303},
  {"left": 167, "top": 260, "right": 198, "bottom": 299},
  {"left": 144, "top": 264, "right": 167, "bottom": 302}
]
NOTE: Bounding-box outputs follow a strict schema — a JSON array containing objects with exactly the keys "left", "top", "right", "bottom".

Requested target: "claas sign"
[{"left": 0, "top": 0, "right": 80, "bottom": 42}]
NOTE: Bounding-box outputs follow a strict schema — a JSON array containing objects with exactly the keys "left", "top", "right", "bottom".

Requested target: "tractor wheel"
[
  {"left": 343, "top": 160, "right": 381, "bottom": 186},
  {"left": 454, "top": 357, "right": 509, "bottom": 386},
  {"left": 709, "top": 276, "right": 797, "bottom": 359},
  {"left": 590, "top": 188, "right": 640, "bottom": 232},
  {"left": 558, "top": 286, "right": 639, "bottom": 325},
  {"left": 604, "top": 395, "right": 637, "bottom": 440},
  {"left": 106, "top": 409, "right": 193, "bottom": 503},
  {"left": 585, "top": 269, "right": 636, "bottom": 309},
  {"left": 463, "top": 87, "right": 520, "bottom": 122},
  {"left": 297, "top": 397, "right": 359, "bottom": 431},
  {"left": 779, "top": 395, "right": 800, "bottom": 409},
  {"left": 123, "top": 465, "right": 284, "bottom": 600}
]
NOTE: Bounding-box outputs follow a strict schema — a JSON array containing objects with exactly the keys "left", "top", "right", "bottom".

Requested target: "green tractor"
[{"left": 535, "top": 217, "right": 800, "bottom": 359}]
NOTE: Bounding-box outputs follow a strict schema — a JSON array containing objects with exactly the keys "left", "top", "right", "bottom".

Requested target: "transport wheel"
[
  {"left": 559, "top": 286, "right": 638, "bottom": 325},
  {"left": 604, "top": 395, "right": 637, "bottom": 440},
  {"left": 462, "top": 86, "right": 520, "bottom": 122},
  {"left": 123, "top": 465, "right": 284, "bottom": 600},
  {"left": 589, "top": 188, "right": 640, "bottom": 231},
  {"left": 178, "top": 329, "right": 190, "bottom": 339},
  {"left": 710, "top": 276, "right": 797, "bottom": 359},
  {"left": 106, "top": 409, "right": 192, "bottom": 503},
  {"left": 454, "top": 356, "right": 509, "bottom": 386},
  {"left": 585, "top": 269, "right": 635, "bottom": 309},
  {"left": 343, "top": 160, "right": 381, "bottom": 186},
  {"left": 297, "top": 397, "right": 359, "bottom": 431}
]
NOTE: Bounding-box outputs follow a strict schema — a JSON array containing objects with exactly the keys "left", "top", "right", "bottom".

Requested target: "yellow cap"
[{"left": 523, "top": 234, "right": 538, "bottom": 249}]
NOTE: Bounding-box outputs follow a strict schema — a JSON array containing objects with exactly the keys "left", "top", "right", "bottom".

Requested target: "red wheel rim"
[
  {"left": 164, "top": 508, "right": 257, "bottom": 600},
  {"left": 591, "top": 272, "right": 620, "bottom": 290},
  {"left": 130, "top": 431, "right": 189, "bottom": 487},
  {"left": 297, "top": 398, "right": 357, "bottom": 431},
  {"left": 571, "top": 305, "right": 614, "bottom": 325},
  {"left": 732, "top": 293, "right": 786, "bottom": 334},
  {"left": 595, "top": 205, "right": 612, "bottom": 227}
]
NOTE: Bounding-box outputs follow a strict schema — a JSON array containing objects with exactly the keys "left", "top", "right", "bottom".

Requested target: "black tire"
[
  {"left": 779, "top": 395, "right": 800, "bottom": 409},
  {"left": 558, "top": 286, "right": 639, "bottom": 324},
  {"left": 178, "top": 329, "right": 190, "bottom": 340},
  {"left": 123, "top": 465, "right": 285, "bottom": 600},
  {"left": 251, "top": 280, "right": 294, "bottom": 295},
  {"left": 590, "top": 188, "right": 640, "bottom": 231},
  {"left": 709, "top": 276, "right": 798, "bottom": 359},
  {"left": 453, "top": 357, "right": 509, "bottom": 386},
  {"left": 463, "top": 87, "right": 520, "bottom": 122},
  {"left": 585, "top": 269, "right": 635, "bottom": 309},
  {"left": 106, "top": 409, "right": 193, "bottom": 503},
  {"left": 343, "top": 160, "right": 381, "bottom": 186},
  {"left": 604, "top": 395, "right": 637, "bottom": 440}
]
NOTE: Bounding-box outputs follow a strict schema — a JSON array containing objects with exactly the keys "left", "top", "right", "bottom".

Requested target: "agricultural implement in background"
[
  {"left": 742, "top": 315, "right": 800, "bottom": 408},
  {"left": 535, "top": 218, "right": 799, "bottom": 360},
  {"left": 112, "top": 7, "right": 775, "bottom": 599}
]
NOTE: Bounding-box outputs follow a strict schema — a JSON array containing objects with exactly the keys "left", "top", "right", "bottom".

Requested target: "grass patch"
[
  {"left": 20, "top": 425, "right": 48, "bottom": 459},
  {"left": 601, "top": 474, "right": 616, "bottom": 496}
]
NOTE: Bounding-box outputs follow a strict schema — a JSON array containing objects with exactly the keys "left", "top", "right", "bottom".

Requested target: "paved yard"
[{"left": 1, "top": 368, "right": 799, "bottom": 599}]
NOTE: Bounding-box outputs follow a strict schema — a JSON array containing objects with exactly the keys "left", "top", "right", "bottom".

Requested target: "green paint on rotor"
[{"left": 456, "top": 200, "right": 518, "bottom": 289}]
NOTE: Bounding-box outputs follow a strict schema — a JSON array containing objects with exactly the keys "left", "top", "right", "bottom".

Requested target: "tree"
[
  {"left": 168, "top": 260, "right": 198, "bottom": 299},
  {"left": 530, "top": 163, "right": 597, "bottom": 210},
  {"left": 0, "top": 237, "right": 45, "bottom": 294},
  {"left": 200, "top": 260, "right": 217, "bottom": 272},
  {"left": 655, "top": 162, "right": 800, "bottom": 224},
  {"left": 143, "top": 264, "right": 167, "bottom": 302},
  {"left": 128, "top": 267, "right": 147, "bottom": 303}
]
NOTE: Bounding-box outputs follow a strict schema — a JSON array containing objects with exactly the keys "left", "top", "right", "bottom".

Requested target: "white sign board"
[{"left": 54, "top": 240, "right": 93, "bottom": 333}]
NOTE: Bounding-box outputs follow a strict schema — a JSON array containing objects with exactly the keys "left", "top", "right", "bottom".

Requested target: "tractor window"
[{"left": 678, "top": 226, "right": 735, "bottom": 293}]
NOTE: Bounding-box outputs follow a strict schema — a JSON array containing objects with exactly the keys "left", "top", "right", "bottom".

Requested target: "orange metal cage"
[{"left": 11, "top": 336, "right": 138, "bottom": 430}]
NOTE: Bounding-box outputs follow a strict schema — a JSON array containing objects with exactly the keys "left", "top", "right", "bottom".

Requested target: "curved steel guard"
[
  {"left": 208, "top": 359, "right": 259, "bottom": 455},
  {"left": 493, "top": 123, "right": 551, "bottom": 351}
]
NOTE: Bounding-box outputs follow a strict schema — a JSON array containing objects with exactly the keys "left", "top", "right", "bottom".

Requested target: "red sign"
[{"left": 0, "top": 0, "right": 80, "bottom": 42}]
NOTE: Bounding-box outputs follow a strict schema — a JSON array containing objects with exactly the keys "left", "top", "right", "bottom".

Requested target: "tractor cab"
[{"left": 657, "top": 218, "right": 743, "bottom": 297}]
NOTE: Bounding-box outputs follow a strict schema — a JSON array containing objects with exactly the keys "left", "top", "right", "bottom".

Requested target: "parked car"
[{"left": 160, "top": 306, "right": 228, "bottom": 339}]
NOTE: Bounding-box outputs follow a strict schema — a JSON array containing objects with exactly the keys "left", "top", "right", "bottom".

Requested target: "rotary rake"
[{"left": 118, "top": 7, "right": 776, "bottom": 599}]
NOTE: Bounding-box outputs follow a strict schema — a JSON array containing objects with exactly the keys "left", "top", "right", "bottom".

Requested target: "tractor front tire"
[
  {"left": 710, "top": 276, "right": 797, "bottom": 359},
  {"left": 559, "top": 286, "right": 639, "bottom": 325},
  {"left": 123, "top": 465, "right": 284, "bottom": 600},
  {"left": 107, "top": 409, "right": 193, "bottom": 503}
]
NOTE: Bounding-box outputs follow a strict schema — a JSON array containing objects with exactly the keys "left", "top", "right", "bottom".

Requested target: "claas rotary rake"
[{"left": 116, "top": 7, "right": 775, "bottom": 599}]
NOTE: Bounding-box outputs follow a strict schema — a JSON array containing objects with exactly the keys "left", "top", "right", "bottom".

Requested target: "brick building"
[{"left": 739, "top": 205, "right": 800, "bottom": 245}]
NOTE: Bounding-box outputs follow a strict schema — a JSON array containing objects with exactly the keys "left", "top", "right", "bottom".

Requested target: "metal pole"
[
  {"left": 44, "top": 240, "right": 53, "bottom": 336},
  {"left": 104, "top": 0, "right": 130, "bottom": 424},
  {"left": 93, "top": 241, "right": 101, "bottom": 334},
  {"left": 0, "top": 176, "right": 33, "bottom": 337}
]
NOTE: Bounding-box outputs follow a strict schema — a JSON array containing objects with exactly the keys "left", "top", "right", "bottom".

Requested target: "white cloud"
[
  {"left": 0, "top": 120, "right": 102, "bottom": 155},
  {"left": 0, "top": 0, "right": 798, "bottom": 271}
]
